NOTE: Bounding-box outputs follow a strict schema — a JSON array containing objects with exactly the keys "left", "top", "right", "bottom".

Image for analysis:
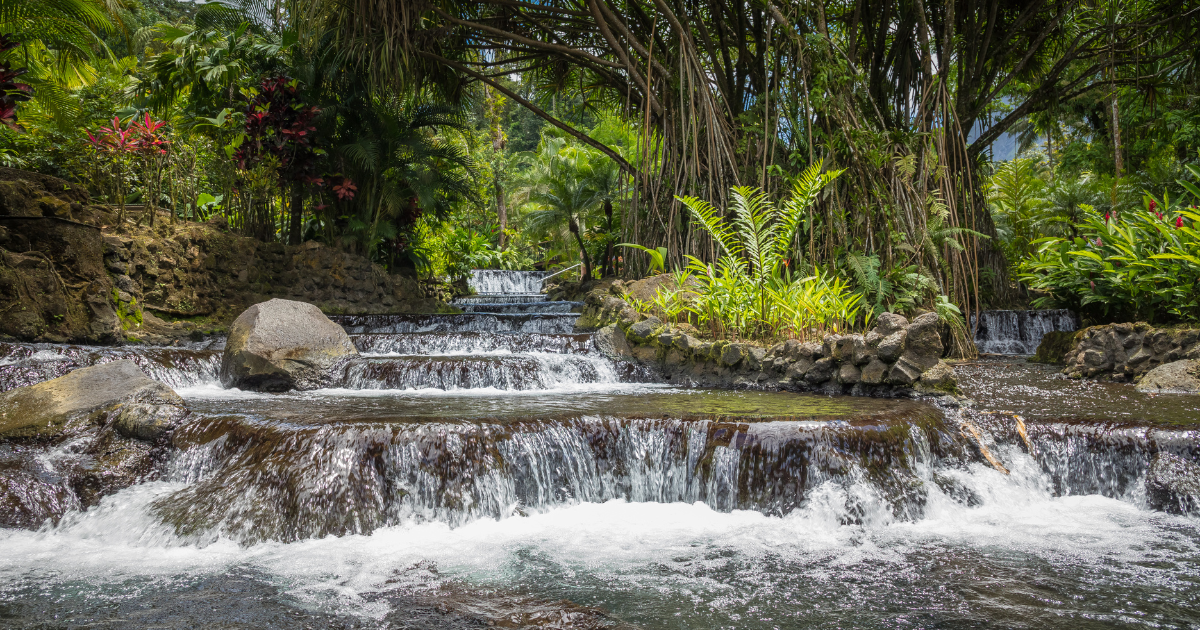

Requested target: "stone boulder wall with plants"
[
  {"left": 0, "top": 169, "right": 123, "bottom": 343},
  {"left": 0, "top": 167, "right": 450, "bottom": 344},
  {"left": 1061, "top": 323, "right": 1200, "bottom": 382},
  {"left": 579, "top": 281, "right": 959, "bottom": 397}
]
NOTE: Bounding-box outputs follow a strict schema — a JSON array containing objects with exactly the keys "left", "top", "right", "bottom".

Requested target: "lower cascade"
[{"left": 2, "top": 270, "right": 1198, "bottom": 629}]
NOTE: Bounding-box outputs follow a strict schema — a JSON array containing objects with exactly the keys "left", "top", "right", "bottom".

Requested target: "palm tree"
[
  {"left": 334, "top": 92, "right": 475, "bottom": 266},
  {"left": 517, "top": 137, "right": 603, "bottom": 277}
]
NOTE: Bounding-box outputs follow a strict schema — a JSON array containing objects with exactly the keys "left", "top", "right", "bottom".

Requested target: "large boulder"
[
  {"left": 220, "top": 298, "right": 358, "bottom": 391},
  {"left": 1146, "top": 453, "right": 1200, "bottom": 514},
  {"left": 900, "top": 312, "right": 943, "bottom": 369},
  {"left": 0, "top": 360, "right": 188, "bottom": 528},
  {"left": 0, "top": 360, "right": 187, "bottom": 441},
  {"left": 1134, "top": 359, "right": 1200, "bottom": 394}
]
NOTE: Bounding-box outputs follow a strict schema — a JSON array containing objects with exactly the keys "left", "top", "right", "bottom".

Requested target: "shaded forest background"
[{"left": 3, "top": 0, "right": 1200, "bottom": 338}]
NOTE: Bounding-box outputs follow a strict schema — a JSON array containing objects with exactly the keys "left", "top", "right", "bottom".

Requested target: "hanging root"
[
  {"left": 960, "top": 420, "right": 1010, "bottom": 475},
  {"left": 1013, "top": 414, "right": 1034, "bottom": 455}
]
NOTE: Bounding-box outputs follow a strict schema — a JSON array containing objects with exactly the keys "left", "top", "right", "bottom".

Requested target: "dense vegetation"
[{"left": 2, "top": 0, "right": 1198, "bottom": 341}]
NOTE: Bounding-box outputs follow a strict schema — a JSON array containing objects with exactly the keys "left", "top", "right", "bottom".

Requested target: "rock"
[
  {"left": 877, "top": 330, "right": 907, "bottom": 362},
  {"left": 1146, "top": 453, "right": 1200, "bottom": 514},
  {"left": 219, "top": 299, "right": 359, "bottom": 391},
  {"left": 720, "top": 343, "right": 747, "bottom": 367},
  {"left": 860, "top": 358, "right": 889, "bottom": 385},
  {"left": 744, "top": 347, "right": 767, "bottom": 371},
  {"left": 1031, "top": 330, "right": 1076, "bottom": 365},
  {"left": 593, "top": 324, "right": 633, "bottom": 360},
  {"left": 837, "top": 363, "right": 861, "bottom": 384},
  {"left": 1135, "top": 359, "right": 1200, "bottom": 393},
  {"left": 787, "top": 355, "right": 816, "bottom": 381},
  {"left": 625, "top": 316, "right": 663, "bottom": 344},
  {"left": 0, "top": 360, "right": 186, "bottom": 441},
  {"left": 872, "top": 312, "right": 909, "bottom": 337},
  {"left": 805, "top": 357, "right": 835, "bottom": 384},
  {"left": 829, "top": 335, "right": 864, "bottom": 363},
  {"left": 914, "top": 360, "right": 959, "bottom": 395},
  {"left": 887, "top": 357, "right": 923, "bottom": 385},
  {"left": 622, "top": 274, "right": 699, "bottom": 304},
  {"left": 900, "top": 312, "right": 943, "bottom": 369}
]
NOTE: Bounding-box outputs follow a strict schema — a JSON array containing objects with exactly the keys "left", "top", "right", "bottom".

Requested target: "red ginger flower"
[
  {"left": 1149, "top": 200, "right": 1157, "bottom": 213},
  {"left": 1177, "top": 216, "right": 1185, "bottom": 229}
]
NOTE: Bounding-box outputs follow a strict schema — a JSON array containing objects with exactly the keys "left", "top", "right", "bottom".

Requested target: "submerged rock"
[
  {"left": 1134, "top": 359, "right": 1200, "bottom": 394},
  {"left": 1146, "top": 453, "right": 1200, "bottom": 515},
  {"left": 219, "top": 298, "right": 358, "bottom": 391},
  {"left": 0, "top": 360, "right": 187, "bottom": 440}
]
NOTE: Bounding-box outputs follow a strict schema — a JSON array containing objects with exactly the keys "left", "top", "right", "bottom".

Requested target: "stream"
[{"left": 1, "top": 271, "right": 1198, "bottom": 629}]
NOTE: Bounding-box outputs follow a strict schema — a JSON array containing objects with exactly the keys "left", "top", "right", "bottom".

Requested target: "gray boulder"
[
  {"left": 860, "top": 358, "right": 889, "bottom": 385},
  {"left": 900, "top": 312, "right": 943, "bottom": 369},
  {"left": 625, "top": 316, "right": 663, "bottom": 344},
  {"left": 593, "top": 324, "right": 633, "bottom": 360},
  {"left": 872, "top": 312, "right": 909, "bottom": 337},
  {"left": 914, "top": 360, "right": 959, "bottom": 395},
  {"left": 1146, "top": 453, "right": 1200, "bottom": 514},
  {"left": 877, "top": 330, "right": 907, "bottom": 362},
  {"left": 1135, "top": 359, "right": 1200, "bottom": 394},
  {"left": 0, "top": 360, "right": 187, "bottom": 441},
  {"left": 219, "top": 299, "right": 359, "bottom": 391}
]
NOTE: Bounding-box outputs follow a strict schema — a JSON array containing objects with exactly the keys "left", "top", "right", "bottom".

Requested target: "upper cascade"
[
  {"left": 467, "top": 269, "right": 550, "bottom": 295},
  {"left": 972, "top": 309, "right": 1077, "bottom": 355}
]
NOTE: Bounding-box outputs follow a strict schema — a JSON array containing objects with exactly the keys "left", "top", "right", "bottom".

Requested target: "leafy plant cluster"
[
  {"left": 1018, "top": 166, "right": 1200, "bottom": 323},
  {"left": 626, "top": 166, "right": 862, "bottom": 342}
]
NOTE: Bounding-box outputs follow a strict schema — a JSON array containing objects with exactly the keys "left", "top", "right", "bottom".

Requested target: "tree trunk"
[
  {"left": 288, "top": 183, "right": 304, "bottom": 245},
  {"left": 569, "top": 217, "right": 591, "bottom": 280},
  {"left": 495, "top": 180, "right": 507, "bottom": 251},
  {"left": 1111, "top": 89, "right": 1123, "bottom": 181}
]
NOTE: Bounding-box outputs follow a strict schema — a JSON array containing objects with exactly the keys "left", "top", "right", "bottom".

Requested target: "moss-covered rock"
[{"left": 1031, "top": 330, "right": 1076, "bottom": 364}]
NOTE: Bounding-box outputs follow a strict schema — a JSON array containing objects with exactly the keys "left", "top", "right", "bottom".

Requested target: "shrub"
[
  {"left": 647, "top": 164, "right": 863, "bottom": 341},
  {"left": 1017, "top": 175, "right": 1200, "bottom": 323}
]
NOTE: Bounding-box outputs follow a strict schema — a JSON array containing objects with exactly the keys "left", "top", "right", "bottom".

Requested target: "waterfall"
[
  {"left": 467, "top": 269, "right": 549, "bottom": 296},
  {"left": 971, "top": 309, "right": 1078, "bottom": 355},
  {"left": 142, "top": 407, "right": 1195, "bottom": 545},
  {"left": 0, "top": 342, "right": 221, "bottom": 390}
]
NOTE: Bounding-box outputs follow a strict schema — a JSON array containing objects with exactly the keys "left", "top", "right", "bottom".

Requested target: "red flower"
[
  {"left": 1104, "top": 213, "right": 1110, "bottom": 223},
  {"left": 1177, "top": 216, "right": 1185, "bottom": 229},
  {"left": 1156, "top": 212, "right": 1164, "bottom": 220},
  {"left": 1149, "top": 200, "right": 1157, "bottom": 213}
]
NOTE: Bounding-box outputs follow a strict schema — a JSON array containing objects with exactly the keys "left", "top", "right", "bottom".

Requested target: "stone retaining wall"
[
  {"left": 1062, "top": 323, "right": 1200, "bottom": 381},
  {"left": 579, "top": 280, "right": 959, "bottom": 397},
  {"left": 0, "top": 167, "right": 450, "bottom": 344}
]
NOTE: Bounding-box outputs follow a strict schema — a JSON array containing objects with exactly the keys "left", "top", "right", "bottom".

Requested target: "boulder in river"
[
  {"left": 219, "top": 298, "right": 359, "bottom": 391},
  {"left": 0, "top": 360, "right": 188, "bottom": 528},
  {"left": 1134, "top": 359, "right": 1200, "bottom": 394},
  {"left": 1145, "top": 452, "right": 1200, "bottom": 514},
  {"left": 0, "top": 359, "right": 187, "bottom": 441}
]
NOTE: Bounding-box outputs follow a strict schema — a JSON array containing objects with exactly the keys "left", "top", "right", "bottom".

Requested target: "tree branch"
[{"left": 420, "top": 51, "right": 640, "bottom": 177}]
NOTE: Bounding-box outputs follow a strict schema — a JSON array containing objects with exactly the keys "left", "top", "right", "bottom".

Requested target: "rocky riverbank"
[
  {"left": 1058, "top": 322, "right": 1200, "bottom": 381},
  {"left": 0, "top": 167, "right": 451, "bottom": 345},
  {"left": 577, "top": 278, "right": 960, "bottom": 397}
]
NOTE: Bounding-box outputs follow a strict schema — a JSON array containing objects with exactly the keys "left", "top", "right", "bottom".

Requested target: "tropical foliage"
[{"left": 1017, "top": 171, "right": 1200, "bottom": 323}]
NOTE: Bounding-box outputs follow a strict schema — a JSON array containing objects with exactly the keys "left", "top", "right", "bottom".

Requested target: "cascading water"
[
  {"left": 2, "top": 270, "right": 1198, "bottom": 629},
  {"left": 971, "top": 308, "right": 1078, "bottom": 354}
]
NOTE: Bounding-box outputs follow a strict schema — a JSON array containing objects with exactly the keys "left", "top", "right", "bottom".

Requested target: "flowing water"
[
  {"left": 972, "top": 309, "right": 1078, "bottom": 355},
  {"left": 1, "top": 272, "right": 1198, "bottom": 629}
]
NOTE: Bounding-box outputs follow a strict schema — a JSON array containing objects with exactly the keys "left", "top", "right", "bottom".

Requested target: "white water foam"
[{"left": 3, "top": 455, "right": 1195, "bottom": 627}]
